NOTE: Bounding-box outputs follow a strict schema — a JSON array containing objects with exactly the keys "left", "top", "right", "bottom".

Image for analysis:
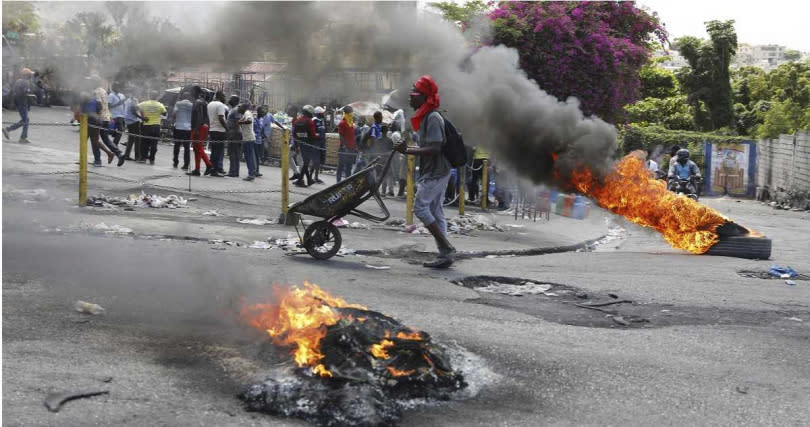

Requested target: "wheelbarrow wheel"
[{"left": 303, "top": 221, "right": 342, "bottom": 260}]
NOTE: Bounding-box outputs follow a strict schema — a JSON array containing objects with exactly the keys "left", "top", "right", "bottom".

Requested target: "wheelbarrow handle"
[{"left": 349, "top": 191, "right": 390, "bottom": 222}]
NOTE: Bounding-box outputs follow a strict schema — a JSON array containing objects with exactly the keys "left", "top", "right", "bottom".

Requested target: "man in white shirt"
[
  {"left": 238, "top": 103, "right": 257, "bottom": 181},
  {"left": 108, "top": 82, "right": 127, "bottom": 147},
  {"left": 206, "top": 91, "right": 229, "bottom": 176}
]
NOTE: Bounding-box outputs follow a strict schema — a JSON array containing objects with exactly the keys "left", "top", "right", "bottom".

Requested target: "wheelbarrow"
[{"left": 287, "top": 151, "right": 395, "bottom": 259}]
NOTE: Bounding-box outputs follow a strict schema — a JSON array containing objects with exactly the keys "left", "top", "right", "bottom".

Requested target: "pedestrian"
[
  {"left": 336, "top": 105, "right": 357, "bottom": 182},
  {"left": 92, "top": 77, "right": 117, "bottom": 158},
  {"left": 292, "top": 104, "right": 318, "bottom": 187},
  {"left": 81, "top": 91, "right": 124, "bottom": 167},
  {"left": 108, "top": 82, "right": 128, "bottom": 147},
  {"left": 312, "top": 106, "right": 327, "bottom": 184},
  {"left": 353, "top": 117, "right": 370, "bottom": 174},
  {"left": 136, "top": 91, "right": 167, "bottom": 165},
  {"left": 467, "top": 145, "right": 488, "bottom": 203},
  {"left": 238, "top": 103, "right": 258, "bottom": 181},
  {"left": 122, "top": 90, "right": 141, "bottom": 161},
  {"left": 3, "top": 68, "right": 34, "bottom": 144},
  {"left": 172, "top": 90, "right": 193, "bottom": 169},
  {"left": 261, "top": 108, "right": 275, "bottom": 165},
  {"left": 187, "top": 85, "right": 218, "bottom": 177},
  {"left": 225, "top": 95, "right": 243, "bottom": 177},
  {"left": 645, "top": 148, "right": 659, "bottom": 175},
  {"left": 376, "top": 127, "right": 397, "bottom": 196},
  {"left": 252, "top": 105, "right": 267, "bottom": 177},
  {"left": 394, "top": 75, "right": 455, "bottom": 268},
  {"left": 206, "top": 91, "right": 229, "bottom": 175}
]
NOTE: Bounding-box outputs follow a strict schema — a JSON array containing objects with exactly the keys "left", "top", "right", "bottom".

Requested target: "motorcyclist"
[{"left": 667, "top": 148, "right": 701, "bottom": 193}]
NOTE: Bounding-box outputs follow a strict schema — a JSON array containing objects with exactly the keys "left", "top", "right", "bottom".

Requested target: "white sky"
[{"left": 637, "top": 0, "right": 810, "bottom": 52}]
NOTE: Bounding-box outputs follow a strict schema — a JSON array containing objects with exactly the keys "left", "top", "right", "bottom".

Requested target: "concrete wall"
[{"left": 757, "top": 131, "right": 810, "bottom": 194}]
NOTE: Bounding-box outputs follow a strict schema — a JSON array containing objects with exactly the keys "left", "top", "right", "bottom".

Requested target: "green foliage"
[
  {"left": 784, "top": 49, "right": 801, "bottom": 61},
  {"left": 2, "top": 2, "right": 40, "bottom": 34},
  {"left": 625, "top": 95, "right": 695, "bottom": 130},
  {"left": 430, "top": 0, "right": 489, "bottom": 27},
  {"left": 638, "top": 63, "right": 679, "bottom": 99},
  {"left": 676, "top": 20, "right": 738, "bottom": 131}
]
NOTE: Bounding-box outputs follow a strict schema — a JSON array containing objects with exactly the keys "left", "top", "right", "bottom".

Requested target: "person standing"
[
  {"left": 311, "top": 106, "right": 327, "bottom": 184},
  {"left": 239, "top": 103, "right": 258, "bottom": 181},
  {"left": 3, "top": 68, "right": 34, "bottom": 144},
  {"left": 188, "top": 86, "right": 217, "bottom": 177},
  {"left": 136, "top": 91, "right": 167, "bottom": 165},
  {"left": 467, "top": 145, "right": 488, "bottom": 203},
  {"left": 206, "top": 91, "right": 229, "bottom": 175},
  {"left": 122, "top": 91, "right": 141, "bottom": 161},
  {"left": 394, "top": 75, "right": 455, "bottom": 268},
  {"left": 108, "top": 82, "right": 128, "bottom": 147},
  {"left": 253, "top": 106, "right": 267, "bottom": 177},
  {"left": 93, "top": 79, "right": 116, "bottom": 157},
  {"left": 260, "top": 108, "right": 275, "bottom": 165},
  {"left": 172, "top": 91, "right": 193, "bottom": 169},
  {"left": 225, "top": 95, "right": 243, "bottom": 177},
  {"left": 292, "top": 104, "right": 318, "bottom": 187},
  {"left": 336, "top": 105, "right": 357, "bottom": 182},
  {"left": 81, "top": 91, "right": 124, "bottom": 167}
]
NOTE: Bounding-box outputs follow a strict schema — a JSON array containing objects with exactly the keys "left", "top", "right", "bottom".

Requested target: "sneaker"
[
  {"left": 293, "top": 180, "right": 307, "bottom": 187},
  {"left": 255, "top": 173, "right": 263, "bottom": 177},
  {"left": 181, "top": 165, "right": 189, "bottom": 170},
  {"left": 315, "top": 178, "right": 325, "bottom": 184},
  {"left": 149, "top": 160, "right": 155, "bottom": 165},
  {"left": 209, "top": 171, "right": 224, "bottom": 177},
  {"left": 2, "top": 127, "right": 10, "bottom": 140},
  {"left": 18, "top": 138, "right": 30, "bottom": 144},
  {"left": 227, "top": 174, "right": 238, "bottom": 178},
  {"left": 423, "top": 255, "right": 453, "bottom": 269},
  {"left": 243, "top": 176, "right": 255, "bottom": 181},
  {"left": 204, "top": 167, "right": 213, "bottom": 176},
  {"left": 172, "top": 162, "right": 178, "bottom": 168},
  {"left": 92, "top": 161, "right": 103, "bottom": 167},
  {"left": 136, "top": 159, "right": 146, "bottom": 163},
  {"left": 123, "top": 156, "right": 135, "bottom": 161},
  {"left": 186, "top": 169, "right": 201, "bottom": 176},
  {"left": 117, "top": 155, "right": 126, "bottom": 167}
]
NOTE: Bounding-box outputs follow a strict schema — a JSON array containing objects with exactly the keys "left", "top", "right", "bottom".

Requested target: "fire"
[
  {"left": 370, "top": 339, "right": 395, "bottom": 359},
  {"left": 387, "top": 366, "right": 416, "bottom": 377},
  {"left": 396, "top": 331, "right": 422, "bottom": 340},
  {"left": 239, "top": 281, "right": 366, "bottom": 377},
  {"left": 566, "top": 154, "right": 728, "bottom": 254}
]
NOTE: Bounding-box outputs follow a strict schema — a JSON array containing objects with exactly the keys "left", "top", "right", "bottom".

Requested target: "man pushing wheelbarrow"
[{"left": 288, "top": 75, "right": 463, "bottom": 269}]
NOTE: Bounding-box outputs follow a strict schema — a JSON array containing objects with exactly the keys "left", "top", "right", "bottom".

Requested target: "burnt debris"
[{"left": 239, "top": 308, "right": 467, "bottom": 426}]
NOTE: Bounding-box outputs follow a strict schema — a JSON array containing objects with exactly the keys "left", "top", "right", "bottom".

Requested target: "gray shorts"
[{"left": 414, "top": 173, "right": 451, "bottom": 233}]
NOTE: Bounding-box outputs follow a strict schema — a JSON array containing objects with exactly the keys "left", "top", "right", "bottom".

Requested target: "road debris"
[
  {"left": 785, "top": 280, "right": 797, "bottom": 286},
  {"left": 74, "top": 301, "right": 105, "bottom": 315},
  {"left": 786, "top": 317, "right": 803, "bottom": 322},
  {"left": 735, "top": 385, "right": 749, "bottom": 394},
  {"left": 248, "top": 241, "right": 273, "bottom": 249},
  {"left": 87, "top": 192, "right": 188, "bottom": 209},
  {"left": 364, "top": 264, "right": 391, "bottom": 270},
  {"left": 88, "top": 223, "right": 134, "bottom": 235},
  {"left": 237, "top": 217, "right": 273, "bottom": 225},
  {"left": 44, "top": 390, "right": 109, "bottom": 412},
  {"left": 202, "top": 210, "right": 224, "bottom": 216}
]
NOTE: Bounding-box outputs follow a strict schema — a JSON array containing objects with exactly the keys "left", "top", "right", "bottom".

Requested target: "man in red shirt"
[{"left": 336, "top": 105, "right": 357, "bottom": 182}]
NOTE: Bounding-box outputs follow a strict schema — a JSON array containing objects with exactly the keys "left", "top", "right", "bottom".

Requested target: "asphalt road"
[{"left": 3, "top": 107, "right": 810, "bottom": 426}]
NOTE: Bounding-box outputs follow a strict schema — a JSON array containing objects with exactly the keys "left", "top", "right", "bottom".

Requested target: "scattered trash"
[
  {"left": 785, "top": 280, "right": 797, "bottom": 286},
  {"left": 608, "top": 293, "right": 619, "bottom": 299},
  {"left": 331, "top": 218, "right": 348, "bottom": 228},
  {"left": 237, "top": 217, "right": 273, "bottom": 225},
  {"left": 364, "top": 264, "right": 391, "bottom": 270},
  {"left": 88, "top": 223, "right": 133, "bottom": 235},
  {"left": 787, "top": 317, "right": 803, "bottom": 322},
  {"left": 101, "top": 377, "right": 113, "bottom": 383},
  {"left": 74, "top": 300, "right": 105, "bottom": 315},
  {"left": 347, "top": 221, "right": 370, "bottom": 229},
  {"left": 337, "top": 247, "right": 357, "bottom": 256},
  {"left": 44, "top": 390, "right": 109, "bottom": 412},
  {"left": 610, "top": 316, "right": 630, "bottom": 326},
  {"left": 446, "top": 215, "right": 504, "bottom": 233},
  {"left": 87, "top": 192, "right": 187, "bottom": 209},
  {"left": 249, "top": 241, "right": 273, "bottom": 249},
  {"left": 202, "top": 210, "right": 224, "bottom": 216},
  {"left": 209, "top": 239, "right": 242, "bottom": 247},
  {"left": 385, "top": 218, "right": 406, "bottom": 226},
  {"left": 768, "top": 265, "right": 798, "bottom": 279},
  {"left": 735, "top": 385, "right": 749, "bottom": 394},
  {"left": 575, "top": 292, "right": 588, "bottom": 299}
]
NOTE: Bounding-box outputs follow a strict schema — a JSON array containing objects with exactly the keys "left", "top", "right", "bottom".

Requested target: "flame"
[
  {"left": 387, "top": 366, "right": 416, "bottom": 377},
  {"left": 396, "top": 331, "right": 422, "bottom": 341},
  {"left": 370, "top": 339, "right": 395, "bottom": 359},
  {"left": 566, "top": 154, "right": 728, "bottom": 254},
  {"left": 239, "top": 281, "right": 366, "bottom": 377}
]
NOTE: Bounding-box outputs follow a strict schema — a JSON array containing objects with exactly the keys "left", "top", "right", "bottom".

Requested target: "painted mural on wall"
[{"left": 703, "top": 141, "right": 757, "bottom": 197}]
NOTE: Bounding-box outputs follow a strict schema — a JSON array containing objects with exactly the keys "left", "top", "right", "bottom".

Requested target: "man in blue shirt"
[
  {"left": 253, "top": 106, "right": 267, "bottom": 177},
  {"left": 3, "top": 68, "right": 34, "bottom": 144}
]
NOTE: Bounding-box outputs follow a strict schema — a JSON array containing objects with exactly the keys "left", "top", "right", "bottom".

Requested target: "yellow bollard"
[
  {"left": 406, "top": 154, "right": 415, "bottom": 225},
  {"left": 481, "top": 159, "right": 488, "bottom": 210},
  {"left": 458, "top": 166, "right": 466, "bottom": 216},
  {"left": 79, "top": 114, "right": 88, "bottom": 207},
  {"left": 280, "top": 127, "right": 290, "bottom": 222}
]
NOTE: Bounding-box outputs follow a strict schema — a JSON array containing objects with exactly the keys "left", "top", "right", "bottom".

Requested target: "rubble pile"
[
  {"left": 87, "top": 192, "right": 188, "bottom": 209},
  {"left": 240, "top": 307, "right": 466, "bottom": 426},
  {"left": 390, "top": 215, "right": 504, "bottom": 235}
]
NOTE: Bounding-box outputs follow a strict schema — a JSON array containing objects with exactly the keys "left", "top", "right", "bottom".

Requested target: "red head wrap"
[{"left": 410, "top": 75, "right": 440, "bottom": 131}]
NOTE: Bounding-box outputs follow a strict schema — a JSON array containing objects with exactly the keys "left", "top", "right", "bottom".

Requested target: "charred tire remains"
[
  {"left": 705, "top": 235, "right": 772, "bottom": 260},
  {"left": 303, "top": 221, "right": 342, "bottom": 260},
  {"left": 454, "top": 276, "right": 808, "bottom": 329}
]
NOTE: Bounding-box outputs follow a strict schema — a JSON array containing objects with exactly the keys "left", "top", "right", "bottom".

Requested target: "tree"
[
  {"left": 62, "top": 12, "right": 116, "bottom": 60},
  {"left": 489, "top": 1, "right": 666, "bottom": 124},
  {"left": 625, "top": 95, "right": 695, "bottom": 130},
  {"left": 2, "top": 2, "right": 40, "bottom": 35},
  {"left": 784, "top": 49, "right": 801, "bottom": 62},
  {"left": 675, "top": 20, "right": 737, "bottom": 131},
  {"left": 430, "top": 0, "right": 488, "bottom": 28},
  {"left": 638, "top": 59, "right": 679, "bottom": 99}
]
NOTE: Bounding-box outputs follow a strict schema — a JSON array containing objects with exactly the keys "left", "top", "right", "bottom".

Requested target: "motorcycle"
[{"left": 669, "top": 176, "right": 701, "bottom": 201}]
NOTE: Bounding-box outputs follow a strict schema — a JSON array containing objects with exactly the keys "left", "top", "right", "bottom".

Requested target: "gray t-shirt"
[
  {"left": 173, "top": 99, "right": 193, "bottom": 131},
  {"left": 417, "top": 111, "right": 450, "bottom": 180}
]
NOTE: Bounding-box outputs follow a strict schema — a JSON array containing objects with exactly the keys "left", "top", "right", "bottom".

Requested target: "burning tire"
[
  {"left": 303, "top": 221, "right": 342, "bottom": 260},
  {"left": 705, "top": 235, "right": 772, "bottom": 260}
]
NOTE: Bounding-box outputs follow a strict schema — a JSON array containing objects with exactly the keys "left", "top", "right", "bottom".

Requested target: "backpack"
[{"left": 439, "top": 113, "right": 467, "bottom": 168}]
